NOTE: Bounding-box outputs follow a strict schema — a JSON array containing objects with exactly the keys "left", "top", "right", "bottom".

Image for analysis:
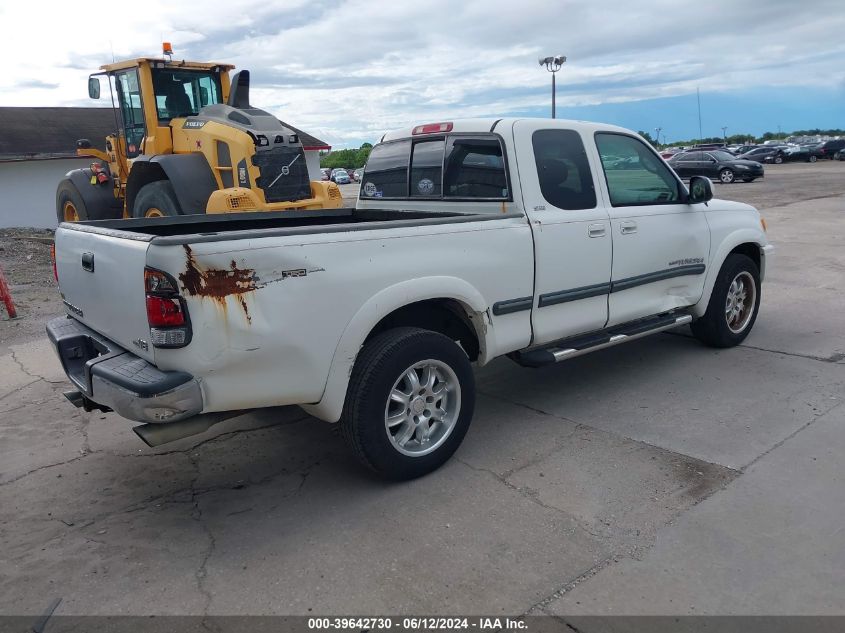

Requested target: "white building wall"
[
  {"left": 0, "top": 158, "right": 90, "bottom": 229},
  {"left": 304, "top": 149, "right": 322, "bottom": 182}
]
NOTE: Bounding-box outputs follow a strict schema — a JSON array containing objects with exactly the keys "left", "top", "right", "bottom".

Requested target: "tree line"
[{"left": 319, "top": 143, "right": 373, "bottom": 169}]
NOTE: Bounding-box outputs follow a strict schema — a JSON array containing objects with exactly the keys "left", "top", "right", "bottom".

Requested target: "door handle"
[
  {"left": 620, "top": 221, "right": 637, "bottom": 235},
  {"left": 81, "top": 252, "right": 95, "bottom": 272},
  {"left": 588, "top": 223, "right": 606, "bottom": 238}
]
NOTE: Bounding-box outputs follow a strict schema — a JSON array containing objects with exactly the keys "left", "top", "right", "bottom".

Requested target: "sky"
[{"left": 1, "top": 0, "right": 843, "bottom": 148}]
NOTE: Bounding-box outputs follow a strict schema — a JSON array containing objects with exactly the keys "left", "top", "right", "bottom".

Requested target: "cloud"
[
  {"left": 15, "top": 79, "right": 59, "bottom": 89},
  {"left": 1, "top": 0, "right": 843, "bottom": 146}
]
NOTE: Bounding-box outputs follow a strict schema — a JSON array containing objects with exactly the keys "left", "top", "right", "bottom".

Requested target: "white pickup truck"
[{"left": 49, "top": 118, "right": 772, "bottom": 479}]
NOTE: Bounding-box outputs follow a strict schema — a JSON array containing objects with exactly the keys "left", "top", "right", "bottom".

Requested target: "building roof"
[{"left": 0, "top": 107, "right": 330, "bottom": 161}]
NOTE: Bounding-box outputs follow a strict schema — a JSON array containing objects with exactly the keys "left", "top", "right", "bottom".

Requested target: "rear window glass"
[
  {"left": 410, "top": 139, "right": 444, "bottom": 197},
  {"left": 361, "top": 140, "right": 410, "bottom": 198},
  {"left": 444, "top": 138, "right": 508, "bottom": 198},
  {"left": 532, "top": 129, "right": 597, "bottom": 210}
]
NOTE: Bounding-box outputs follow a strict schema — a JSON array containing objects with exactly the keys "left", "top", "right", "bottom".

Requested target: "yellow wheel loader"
[{"left": 56, "top": 44, "right": 342, "bottom": 223}]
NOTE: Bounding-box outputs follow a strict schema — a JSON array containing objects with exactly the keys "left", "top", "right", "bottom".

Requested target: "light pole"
[
  {"left": 655, "top": 127, "right": 662, "bottom": 146},
  {"left": 721, "top": 126, "right": 728, "bottom": 141},
  {"left": 539, "top": 55, "right": 566, "bottom": 118}
]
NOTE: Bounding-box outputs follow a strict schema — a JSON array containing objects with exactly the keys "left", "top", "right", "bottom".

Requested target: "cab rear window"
[{"left": 361, "top": 135, "right": 509, "bottom": 200}]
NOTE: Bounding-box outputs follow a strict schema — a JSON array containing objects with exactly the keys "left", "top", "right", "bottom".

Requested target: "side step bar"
[{"left": 512, "top": 313, "right": 693, "bottom": 368}]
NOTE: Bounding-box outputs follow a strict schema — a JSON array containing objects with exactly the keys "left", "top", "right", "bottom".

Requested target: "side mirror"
[
  {"left": 88, "top": 76, "right": 101, "bottom": 100},
  {"left": 688, "top": 176, "right": 713, "bottom": 204}
]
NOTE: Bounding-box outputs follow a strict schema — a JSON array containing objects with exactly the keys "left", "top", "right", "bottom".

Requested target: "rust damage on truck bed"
[{"left": 179, "top": 245, "right": 256, "bottom": 322}]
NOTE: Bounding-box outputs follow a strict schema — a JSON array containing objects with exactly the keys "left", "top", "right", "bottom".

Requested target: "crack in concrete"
[
  {"left": 0, "top": 378, "right": 40, "bottom": 402},
  {"left": 667, "top": 331, "right": 845, "bottom": 365},
  {"left": 9, "top": 349, "right": 66, "bottom": 385},
  {"left": 189, "top": 453, "right": 216, "bottom": 617},
  {"left": 740, "top": 399, "right": 844, "bottom": 472},
  {"left": 0, "top": 453, "right": 90, "bottom": 487},
  {"left": 524, "top": 556, "right": 621, "bottom": 614}
]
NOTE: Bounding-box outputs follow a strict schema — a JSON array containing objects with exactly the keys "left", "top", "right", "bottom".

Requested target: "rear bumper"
[{"left": 46, "top": 316, "right": 203, "bottom": 423}]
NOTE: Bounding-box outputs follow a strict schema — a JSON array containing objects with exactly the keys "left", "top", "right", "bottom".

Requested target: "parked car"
[
  {"left": 781, "top": 143, "right": 823, "bottom": 163},
  {"left": 331, "top": 169, "right": 351, "bottom": 184},
  {"left": 49, "top": 117, "right": 770, "bottom": 479},
  {"left": 835, "top": 149, "right": 845, "bottom": 161},
  {"left": 737, "top": 146, "right": 786, "bottom": 164},
  {"left": 815, "top": 139, "right": 845, "bottom": 159},
  {"left": 320, "top": 168, "right": 330, "bottom": 181},
  {"left": 731, "top": 144, "right": 758, "bottom": 156},
  {"left": 351, "top": 169, "right": 363, "bottom": 182},
  {"left": 668, "top": 150, "right": 764, "bottom": 183}
]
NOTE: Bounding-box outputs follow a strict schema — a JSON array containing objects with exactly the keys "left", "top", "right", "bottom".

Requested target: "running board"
[{"left": 512, "top": 313, "right": 693, "bottom": 368}]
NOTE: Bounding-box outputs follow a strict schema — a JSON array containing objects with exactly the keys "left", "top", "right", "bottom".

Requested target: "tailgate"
[{"left": 55, "top": 227, "right": 154, "bottom": 362}]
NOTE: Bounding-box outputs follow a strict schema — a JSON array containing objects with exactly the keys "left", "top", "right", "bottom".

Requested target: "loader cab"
[
  {"left": 150, "top": 68, "right": 224, "bottom": 122},
  {"left": 88, "top": 58, "right": 233, "bottom": 161}
]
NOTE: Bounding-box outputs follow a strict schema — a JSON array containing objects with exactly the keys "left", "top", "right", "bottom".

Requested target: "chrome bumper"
[{"left": 47, "top": 316, "right": 203, "bottom": 424}]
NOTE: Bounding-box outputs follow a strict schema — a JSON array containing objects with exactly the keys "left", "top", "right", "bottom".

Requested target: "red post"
[{"left": 0, "top": 265, "right": 17, "bottom": 319}]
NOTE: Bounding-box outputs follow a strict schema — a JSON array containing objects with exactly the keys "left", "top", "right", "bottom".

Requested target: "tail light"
[{"left": 144, "top": 268, "right": 191, "bottom": 348}]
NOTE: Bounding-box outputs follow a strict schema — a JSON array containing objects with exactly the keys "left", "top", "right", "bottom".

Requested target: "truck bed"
[{"left": 64, "top": 208, "right": 519, "bottom": 245}]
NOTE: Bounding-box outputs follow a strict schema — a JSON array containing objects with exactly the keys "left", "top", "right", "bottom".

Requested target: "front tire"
[
  {"left": 691, "top": 254, "right": 761, "bottom": 348},
  {"left": 341, "top": 327, "right": 476, "bottom": 480},
  {"left": 132, "top": 180, "right": 183, "bottom": 218},
  {"left": 808, "top": 155, "right": 817, "bottom": 163},
  {"left": 774, "top": 155, "right": 784, "bottom": 164},
  {"left": 719, "top": 168, "right": 735, "bottom": 184}
]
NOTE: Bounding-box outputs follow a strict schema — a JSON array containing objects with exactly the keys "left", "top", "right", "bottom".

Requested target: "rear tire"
[
  {"left": 809, "top": 155, "right": 817, "bottom": 163},
  {"left": 691, "top": 254, "right": 761, "bottom": 348},
  {"left": 341, "top": 327, "right": 475, "bottom": 480},
  {"left": 55, "top": 181, "right": 88, "bottom": 223},
  {"left": 132, "top": 180, "right": 182, "bottom": 218},
  {"left": 774, "top": 155, "right": 783, "bottom": 164},
  {"left": 719, "top": 168, "right": 735, "bottom": 184}
]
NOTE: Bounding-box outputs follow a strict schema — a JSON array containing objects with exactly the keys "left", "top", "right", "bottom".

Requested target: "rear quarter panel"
[{"left": 147, "top": 216, "right": 534, "bottom": 414}]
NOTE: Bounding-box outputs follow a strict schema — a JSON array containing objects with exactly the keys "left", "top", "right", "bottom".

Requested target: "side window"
[
  {"left": 532, "top": 129, "right": 597, "bottom": 210},
  {"left": 115, "top": 70, "right": 145, "bottom": 158},
  {"left": 595, "top": 133, "right": 680, "bottom": 206},
  {"left": 361, "top": 140, "right": 410, "bottom": 198},
  {"left": 444, "top": 137, "right": 508, "bottom": 198},
  {"left": 410, "top": 139, "right": 444, "bottom": 197}
]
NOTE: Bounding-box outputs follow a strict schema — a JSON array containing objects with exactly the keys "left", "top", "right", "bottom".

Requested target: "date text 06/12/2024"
[{"left": 307, "top": 617, "right": 528, "bottom": 630}]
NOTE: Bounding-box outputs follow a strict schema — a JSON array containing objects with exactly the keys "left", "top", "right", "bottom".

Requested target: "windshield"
[{"left": 151, "top": 69, "right": 223, "bottom": 120}]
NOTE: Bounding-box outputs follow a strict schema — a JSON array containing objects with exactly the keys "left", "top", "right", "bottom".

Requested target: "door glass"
[
  {"left": 116, "top": 70, "right": 145, "bottom": 158},
  {"left": 444, "top": 137, "right": 508, "bottom": 198},
  {"left": 360, "top": 140, "right": 410, "bottom": 198},
  {"left": 532, "top": 129, "right": 597, "bottom": 210},
  {"left": 410, "top": 139, "right": 444, "bottom": 197},
  {"left": 595, "top": 133, "right": 681, "bottom": 206}
]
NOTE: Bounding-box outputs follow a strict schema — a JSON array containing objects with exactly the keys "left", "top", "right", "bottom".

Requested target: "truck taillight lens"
[
  {"left": 146, "top": 295, "right": 185, "bottom": 327},
  {"left": 144, "top": 267, "right": 191, "bottom": 348}
]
